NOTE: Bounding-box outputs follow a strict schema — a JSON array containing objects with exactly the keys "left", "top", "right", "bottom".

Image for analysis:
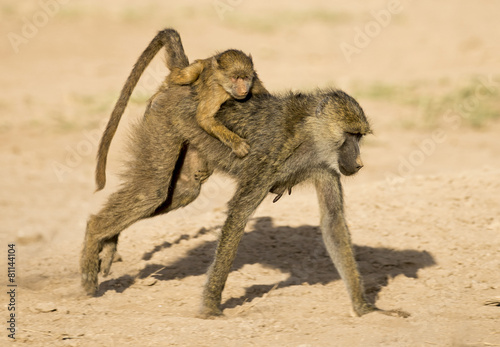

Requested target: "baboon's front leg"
[
  {"left": 314, "top": 171, "right": 409, "bottom": 318},
  {"left": 200, "top": 185, "right": 269, "bottom": 317}
]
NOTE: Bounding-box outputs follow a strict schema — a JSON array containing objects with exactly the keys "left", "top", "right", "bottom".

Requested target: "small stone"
[
  {"left": 34, "top": 302, "right": 57, "bottom": 313},
  {"left": 138, "top": 277, "right": 158, "bottom": 286}
]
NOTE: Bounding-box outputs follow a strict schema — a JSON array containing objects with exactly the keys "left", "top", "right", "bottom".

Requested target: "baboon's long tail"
[{"left": 95, "top": 28, "right": 189, "bottom": 191}]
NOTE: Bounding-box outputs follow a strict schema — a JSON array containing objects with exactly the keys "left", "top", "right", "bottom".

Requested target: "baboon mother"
[{"left": 81, "top": 65, "right": 407, "bottom": 320}]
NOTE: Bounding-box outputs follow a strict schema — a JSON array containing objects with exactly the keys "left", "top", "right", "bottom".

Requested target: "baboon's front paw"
[
  {"left": 198, "top": 302, "right": 223, "bottom": 319},
  {"left": 81, "top": 272, "right": 98, "bottom": 296},
  {"left": 353, "top": 302, "right": 410, "bottom": 318},
  {"left": 353, "top": 302, "right": 378, "bottom": 317},
  {"left": 232, "top": 141, "right": 250, "bottom": 157},
  {"left": 377, "top": 308, "right": 411, "bottom": 318}
]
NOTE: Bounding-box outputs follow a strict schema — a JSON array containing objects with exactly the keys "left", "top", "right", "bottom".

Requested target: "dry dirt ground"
[{"left": 1, "top": 1, "right": 499, "bottom": 346}]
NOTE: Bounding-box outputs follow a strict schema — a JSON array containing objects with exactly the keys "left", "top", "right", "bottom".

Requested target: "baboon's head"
[
  {"left": 212, "top": 49, "right": 255, "bottom": 100},
  {"left": 310, "top": 90, "right": 372, "bottom": 176}
]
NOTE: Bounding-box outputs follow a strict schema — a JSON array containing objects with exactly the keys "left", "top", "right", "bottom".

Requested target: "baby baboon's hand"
[{"left": 233, "top": 140, "right": 250, "bottom": 157}]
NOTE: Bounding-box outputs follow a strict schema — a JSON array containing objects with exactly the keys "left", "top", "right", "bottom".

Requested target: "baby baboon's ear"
[{"left": 211, "top": 56, "right": 219, "bottom": 69}]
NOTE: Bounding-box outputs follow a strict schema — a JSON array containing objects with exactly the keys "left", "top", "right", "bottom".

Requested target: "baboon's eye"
[
  {"left": 346, "top": 132, "right": 363, "bottom": 142},
  {"left": 350, "top": 132, "right": 363, "bottom": 138}
]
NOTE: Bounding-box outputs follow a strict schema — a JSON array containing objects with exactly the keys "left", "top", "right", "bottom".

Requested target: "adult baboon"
[{"left": 81, "top": 81, "right": 409, "bottom": 318}]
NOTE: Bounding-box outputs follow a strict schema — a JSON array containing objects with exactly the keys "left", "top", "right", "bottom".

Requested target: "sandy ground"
[{"left": 1, "top": 1, "right": 499, "bottom": 346}]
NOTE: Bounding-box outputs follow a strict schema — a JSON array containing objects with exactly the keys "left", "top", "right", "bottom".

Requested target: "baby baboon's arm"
[{"left": 195, "top": 85, "right": 250, "bottom": 158}]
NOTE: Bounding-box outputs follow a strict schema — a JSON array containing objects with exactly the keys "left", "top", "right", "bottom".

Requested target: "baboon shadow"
[{"left": 100, "top": 217, "right": 435, "bottom": 308}]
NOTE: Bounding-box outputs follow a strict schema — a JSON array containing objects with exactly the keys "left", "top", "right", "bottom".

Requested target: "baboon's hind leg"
[
  {"left": 81, "top": 181, "right": 171, "bottom": 295},
  {"left": 97, "top": 146, "right": 211, "bottom": 280},
  {"left": 81, "top": 139, "right": 186, "bottom": 295}
]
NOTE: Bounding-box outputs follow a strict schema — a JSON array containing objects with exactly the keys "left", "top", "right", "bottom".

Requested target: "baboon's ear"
[
  {"left": 211, "top": 57, "right": 219, "bottom": 68},
  {"left": 248, "top": 53, "right": 253, "bottom": 63},
  {"left": 315, "top": 96, "right": 330, "bottom": 118}
]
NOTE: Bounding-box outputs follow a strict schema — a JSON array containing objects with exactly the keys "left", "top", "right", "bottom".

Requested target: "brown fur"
[
  {"left": 168, "top": 50, "right": 268, "bottom": 157},
  {"left": 95, "top": 28, "right": 189, "bottom": 191}
]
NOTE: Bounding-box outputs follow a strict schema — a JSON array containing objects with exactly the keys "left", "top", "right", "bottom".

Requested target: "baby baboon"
[
  {"left": 95, "top": 29, "right": 267, "bottom": 191},
  {"left": 167, "top": 50, "right": 269, "bottom": 157},
  {"left": 95, "top": 28, "right": 190, "bottom": 191},
  {"left": 81, "top": 81, "right": 409, "bottom": 318}
]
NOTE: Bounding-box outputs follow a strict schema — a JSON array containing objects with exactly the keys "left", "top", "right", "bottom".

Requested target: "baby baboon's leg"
[
  {"left": 201, "top": 184, "right": 269, "bottom": 317},
  {"left": 152, "top": 146, "right": 213, "bottom": 216},
  {"left": 168, "top": 60, "right": 205, "bottom": 85}
]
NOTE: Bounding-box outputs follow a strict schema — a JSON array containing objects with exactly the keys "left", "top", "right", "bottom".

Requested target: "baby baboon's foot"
[
  {"left": 113, "top": 252, "right": 123, "bottom": 262},
  {"left": 194, "top": 170, "right": 211, "bottom": 183},
  {"left": 271, "top": 186, "right": 292, "bottom": 203},
  {"left": 232, "top": 141, "right": 250, "bottom": 158}
]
